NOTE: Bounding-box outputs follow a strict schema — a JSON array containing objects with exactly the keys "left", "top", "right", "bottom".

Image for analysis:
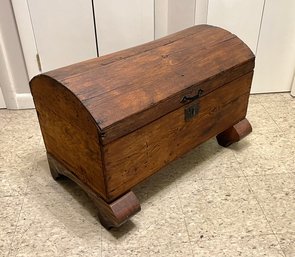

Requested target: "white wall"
[
  {"left": 0, "top": 0, "right": 32, "bottom": 109},
  {"left": 155, "top": 0, "right": 169, "bottom": 39}
]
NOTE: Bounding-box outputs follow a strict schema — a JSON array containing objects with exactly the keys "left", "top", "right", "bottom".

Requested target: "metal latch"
[
  {"left": 181, "top": 89, "right": 204, "bottom": 103},
  {"left": 185, "top": 104, "right": 199, "bottom": 122}
]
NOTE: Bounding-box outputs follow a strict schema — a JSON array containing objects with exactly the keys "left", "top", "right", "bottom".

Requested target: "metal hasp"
[
  {"left": 185, "top": 104, "right": 199, "bottom": 121},
  {"left": 181, "top": 89, "right": 204, "bottom": 103}
]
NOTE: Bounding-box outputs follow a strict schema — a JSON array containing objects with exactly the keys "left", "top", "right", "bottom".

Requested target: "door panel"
[
  {"left": 207, "top": 0, "right": 264, "bottom": 53},
  {"left": 155, "top": 0, "right": 197, "bottom": 39},
  {"left": 167, "top": 0, "right": 196, "bottom": 34},
  {"left": 251, "top": 0, "right": 295, "bottom": 93},
  {"left": 93, "top": 0, "right": 154, "bottom": 55},
  {"left": 155, "top": 0, "right": 168, "bottom": 39},
  {"left": 195, "top": 0, "right": 208, "bottom": 25},
  {"left": 27, "top": 0, "right": 97, "bottom": 72}
]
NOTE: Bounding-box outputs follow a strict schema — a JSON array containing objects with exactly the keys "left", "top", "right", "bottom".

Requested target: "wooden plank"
[
  {"left": 30, "top": 78, "right": 107, "bottom": 199},
  {"left": 82, "top": 37, "right": 249, "bottom": 113},
  {"left": 46, "top": 25, "right": 211, "bottom": 79},
  {"left": 61, "top": 27, "right": 236, "bottom": 100},
  {"left": 100, "top": 59, "right": 254, "bottom": 144},
  {"left": 44, "top": 26, "right": 254, "bottom": 143},
  {"left": 104, "top": 72, "right": 253, "bottom": 200},
  {"left": 31, "top": 76, "right": 99, "bottom": 136},
  {"left": 30, "top": 24, "right": 255, "bottom": 227},
  {"left": 47, "top": 153, "right": 141, "bottom": 228}
]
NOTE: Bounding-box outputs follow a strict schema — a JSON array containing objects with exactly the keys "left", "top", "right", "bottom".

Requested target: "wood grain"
[
  {"left": 47, "top": 153, "right": 140, "bottom": 229},
  {"left": 216, "top": 118, "right": 252, "bottom": 147},
  {"left": 104, "top": 72, "right": 253, "bottom": 200},
  {"left": 30, "top": 25, "right": 255, "bottom": 227},
  {"left": 30, "top": 76, "right": 107, "bottom": 199},
  {"left": 46, "top": 25, "right": 225, "bottom": 79},
  {"left": 44, "top": 25, "right": 255, "bottom": 144}
]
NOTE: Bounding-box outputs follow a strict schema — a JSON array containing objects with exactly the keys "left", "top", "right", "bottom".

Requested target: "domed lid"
[{"left": 39, "top": 25, "right": 255, "bottom": 144}]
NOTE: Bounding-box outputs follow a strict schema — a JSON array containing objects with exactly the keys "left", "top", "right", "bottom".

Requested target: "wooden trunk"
[{"left": 30, "top": 25, "right": 254, "bottom": 229}]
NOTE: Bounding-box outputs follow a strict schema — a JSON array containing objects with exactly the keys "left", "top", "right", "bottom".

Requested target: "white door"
[
  {"left": 251, "top": 0, "right": 295, "bottom": 93},
  {"left": 195, "top": 0, "right": 208, "bottom": 25},
  {"left": 0, "top": 87, "right": 6, "bottom": 109},
  {"left": 26, "top": 0, "right": 97, "bottom": 73},
  {"left": 93, "top": 0, "right": 154, "bottom": 55},
  {"left": 155, "top": 0, "right": 197, "bottom": 39},
  {"left": 167, "top": 0, "right": 196, "bottom": 34},
  {"left": 207, "top": 0, "right": 264, "bottom": 53}
]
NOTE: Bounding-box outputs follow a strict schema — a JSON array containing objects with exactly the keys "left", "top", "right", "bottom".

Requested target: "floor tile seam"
[
  {"left": 0, "top": 194, "right": 26, "bottom": 199},
  {"left": 174, "top": 180, "right": 196, "bottom": 257},
  {"left": 0, "top": 116, "right": 13, "bottom": 133},
  {"left": 1, "top": 146, "right": 44, "bottom": 199},
  {"left": 100, "top": 225, "right": 102, "bottom": 257},
  {"left": 185, "top": 176, "right": 228, "bottom": 236},
  {"left": 273, "top": 231, "right": 295, "bottom": 255},
  {"left": 6, "top": 146, "right": 40, "bottom": 257},
  {"left": 8, "top": 159, "right": 36, "bottom": 256},
  {"left": 249, "top": 94, "right": 262, "bottom": 104},
  {"left": 258, "top": 95, "right": 293, "bottom": 106},
  {"left": 242, "top": 130, "right": 284, "bottom": 138},
  {"left": 260, "top": 101, "right": 285, "bottom": 132},
  {"left": 232, "top": 152, "right": 287, "bottom": 255},
  {"left": 193, "top": 174, "right": 271, "bottom": 181},
  {"left": 6, "top": 194, "right": 25, "bottom": 257},
  {"left": 100, "top": 240, "right": 194, "bottom": 253},
  {"left": 188, "top": 232, "right": 281, "bottom": 242},
  {"left": 231, "top": 147, "right": 294, "bottom": 178},
  {"left": 275, "top": 232, "right": 295, "bottom": 236},
  {"left": 245, "top": 171, "right": 295, "bottom": 178},
  {"left": 243, "top": 175, "right": 287, "bottom": 257},
  {"left": 178, "top": 174, "right": 246, "bottom": 182},
  {"left": 243, "top": 172, "right": 295, "bottom": 179},
  {"left": 0, "top": 172, "right": 32, "bottom": 198},
  {"left": 176, "top": 177, "right": 210, "bottom": 257}
]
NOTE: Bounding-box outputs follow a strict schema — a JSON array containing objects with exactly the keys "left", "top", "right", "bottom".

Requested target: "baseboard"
[
  {"left": 250, "top": 90, "right": 291, "bottom": 94},
  {"left": 16, "top": 93, "right": 35, "bottom": 109},
  {"left": 0, "top": 87, "right": 6, "bottom": 108}
]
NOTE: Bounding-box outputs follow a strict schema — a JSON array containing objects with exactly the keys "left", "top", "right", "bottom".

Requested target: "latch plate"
[{"left": 184, "top": 104, "right": 199, "bottom": 122}]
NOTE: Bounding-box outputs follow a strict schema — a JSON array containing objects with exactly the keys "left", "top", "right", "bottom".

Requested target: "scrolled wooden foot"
[
  {"left": 94, "top": 191, "right": 141, "bottom": 229},
  {"left": 46, "top": 153, "right": 140, "bottom": 229},
  {"left": 216, "top": 118, "right": 252, "bottom": 147}
]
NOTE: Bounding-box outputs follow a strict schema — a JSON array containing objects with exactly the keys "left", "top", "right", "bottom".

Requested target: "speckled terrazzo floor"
[{"left": 0, "top": 93, "right": 294, "bottom": 257}]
